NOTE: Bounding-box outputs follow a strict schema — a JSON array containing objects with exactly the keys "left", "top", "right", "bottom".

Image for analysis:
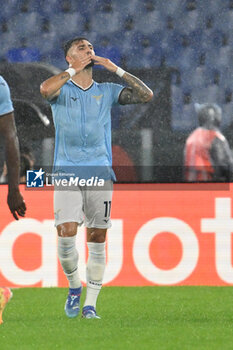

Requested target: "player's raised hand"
[
  {"left": 7, "top": 189, "right": 26, "bottom": 220},
  {"left": 70, "top": 55, "right": 93, "bottom": 73},
  {"left": 92, "top": 55, "right": 118, "bottom": 73}
]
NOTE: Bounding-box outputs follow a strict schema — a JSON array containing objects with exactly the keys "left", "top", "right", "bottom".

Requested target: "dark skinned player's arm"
[
  {"left": 0, "top": 112, "right": 26, "bottom": 219},
  {"left": 0, "top": 112, "right": 20, "bottom": 191}
]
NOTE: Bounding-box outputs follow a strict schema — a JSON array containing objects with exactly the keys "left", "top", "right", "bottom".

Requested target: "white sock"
[
  {"left": 84, "top": 242, "right": 106, "bottom": 308},
  {"left": 57, "top": 236, "right": 82, "bottom": 289}
]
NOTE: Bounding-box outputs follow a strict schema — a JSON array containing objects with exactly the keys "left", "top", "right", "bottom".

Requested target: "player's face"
[{"left": 67, "top": 40, "right": 95, "bottom": 68}]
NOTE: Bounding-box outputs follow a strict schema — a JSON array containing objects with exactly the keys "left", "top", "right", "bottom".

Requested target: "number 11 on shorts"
[{"left": 104, "top": 201, "right": 111, "bottom": 217}]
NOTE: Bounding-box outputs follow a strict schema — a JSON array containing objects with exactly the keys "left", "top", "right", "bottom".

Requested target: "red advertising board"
[{"left": 0, "top": 183, "right": 233, "bottom": 287}]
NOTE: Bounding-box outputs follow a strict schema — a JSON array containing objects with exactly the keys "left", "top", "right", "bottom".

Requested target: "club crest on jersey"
[{"left": 92, "top": 94, "right": 103, "bottom": 105}]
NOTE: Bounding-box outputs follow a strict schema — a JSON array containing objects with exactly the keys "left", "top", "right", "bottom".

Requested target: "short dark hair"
[
  {"left": 195, "top": 103, "right": 222, "bottom": 127},
  {"left": 63, "top": 37, "right": 89, "bottom": 57}
]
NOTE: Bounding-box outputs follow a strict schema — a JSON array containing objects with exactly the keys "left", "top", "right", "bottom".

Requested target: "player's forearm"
[
  {"left": 121, "top": 71, "right": 153, "bottom": 103},
  {"left": 5, "top": 131, "right": 20, "bottom": 191},
  {"left": 92, "top": 55, "right": 153, "bottom": 103},
  {"left": 40, "top": 71, "right": 71, "bottom": 99}
]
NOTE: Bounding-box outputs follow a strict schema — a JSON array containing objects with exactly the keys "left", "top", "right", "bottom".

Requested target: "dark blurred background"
[{"left": 0, "top": 0, "right": 232, "bottom": 182}]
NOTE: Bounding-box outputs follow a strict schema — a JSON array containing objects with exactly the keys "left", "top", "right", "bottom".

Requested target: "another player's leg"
[
  {"left": 82, "top": 230, "right": 107, "bottom": 319},
  {"left": 0, "top": 287, "right": 12, "bottom": 324}
]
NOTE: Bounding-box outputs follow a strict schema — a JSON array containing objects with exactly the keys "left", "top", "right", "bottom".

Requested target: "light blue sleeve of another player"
[
  {"left": 0, "top": 76, "right": 14, "bottom": 117},
  {"left": 108, "top": 83, "right": 124, "bottom": 105}
]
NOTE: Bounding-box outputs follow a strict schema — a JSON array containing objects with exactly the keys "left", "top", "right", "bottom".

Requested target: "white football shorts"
[{"left": 54, "top": 180, "right": 113, "bottom": 228}]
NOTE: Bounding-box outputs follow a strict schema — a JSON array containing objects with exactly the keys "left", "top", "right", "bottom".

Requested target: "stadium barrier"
[{"left": 0, "top": 183, "right": 233, "bottom": 287}]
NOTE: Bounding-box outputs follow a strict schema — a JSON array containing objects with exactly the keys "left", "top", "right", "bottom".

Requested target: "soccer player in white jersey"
[{"left": 40, "top": 37, "right": 153, "bottom": 319}]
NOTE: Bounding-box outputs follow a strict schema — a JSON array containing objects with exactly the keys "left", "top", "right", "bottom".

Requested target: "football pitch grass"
[{"left": 1, "top": 287, "right": 233, "bottom": 350}]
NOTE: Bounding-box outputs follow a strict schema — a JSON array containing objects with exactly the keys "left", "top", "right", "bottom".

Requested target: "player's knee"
[
  {"left": 57, "top": 223, "right": 77, "bottom": 237},
  {"left": 88, "top": 229, "right": 106, "bottom": 243}
]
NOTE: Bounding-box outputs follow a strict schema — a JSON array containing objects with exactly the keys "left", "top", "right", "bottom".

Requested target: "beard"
[{"left": 84, "top": 60, "right": 94, "bottom": 69}]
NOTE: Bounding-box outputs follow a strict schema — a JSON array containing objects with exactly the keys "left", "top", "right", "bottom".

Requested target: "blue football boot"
[
  {"left": 64, "top": 287, "right": 82, "bottom": 318},
  {"left": 82, "top": 305, "right": 101, "bottom": 319}
]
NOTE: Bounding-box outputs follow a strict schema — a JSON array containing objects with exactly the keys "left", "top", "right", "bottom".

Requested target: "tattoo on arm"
[
  {"left": 40, "top": 71, "right": 70, "bottom": 100},
  {"left": 60, "top": 74, "right": 69, "bottom": 80},
  {"left": 118, "top": 72, "right": 153, "bottom": 105}
]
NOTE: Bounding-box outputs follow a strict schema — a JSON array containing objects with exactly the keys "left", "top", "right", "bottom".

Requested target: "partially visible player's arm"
[
  {"left": 40, "top": 72, "right": 69, "bottom": 100},
  {"left": 118, "top": 73, "right": 153, "bottom": 104},
  {"left": 0, "top": 112, "right": 26, "bottom": 219},
  {"left": 40, "top": 55, "right": 93, "bottom": 100},
  {"left": 210, "top": 137, "right": 233, "bottom": 181},
  {"left": 92, "top": 54, "right": 153, "bottom": 104}
]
